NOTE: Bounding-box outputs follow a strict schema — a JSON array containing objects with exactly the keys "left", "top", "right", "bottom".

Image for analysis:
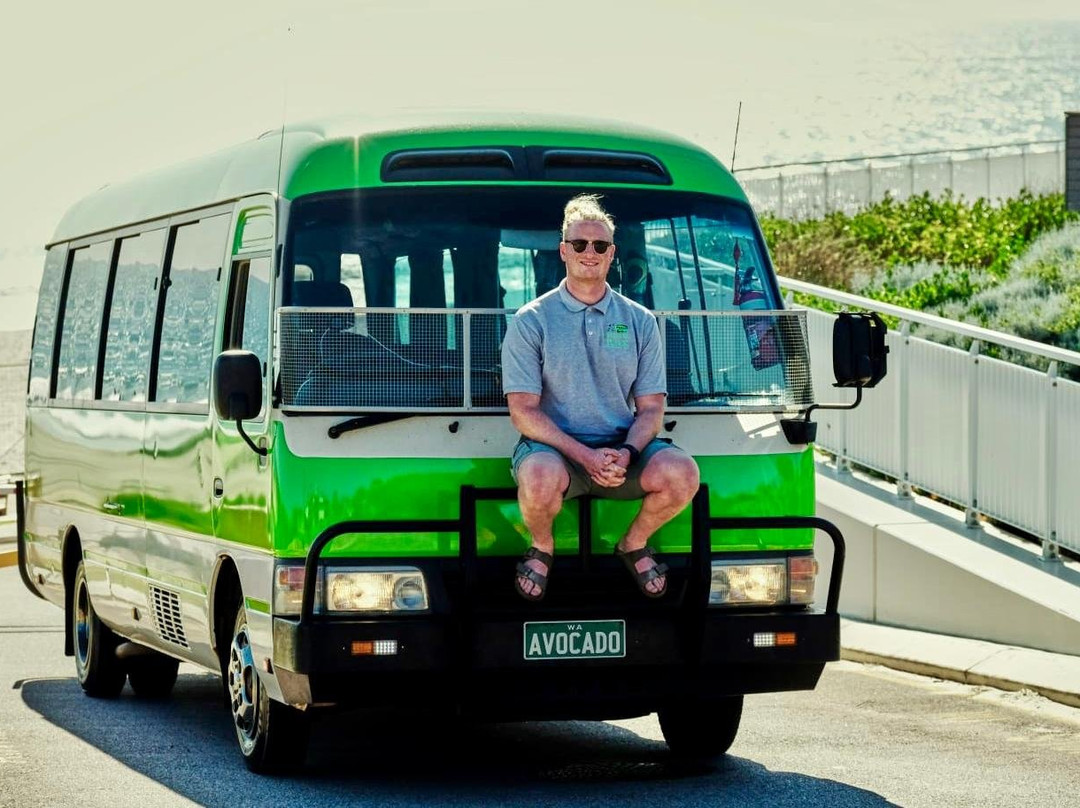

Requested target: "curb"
[
  {"left": 840, "top": 619, "right": 1080, "bottom": 710},
  {"left": 841, "top": 647, "right": 1080, "bottom": 710}
]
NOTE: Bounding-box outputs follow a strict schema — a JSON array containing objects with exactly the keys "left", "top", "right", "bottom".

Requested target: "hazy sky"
[{"left": 1, "top": 0, "right": 1077, "bottom": 329}]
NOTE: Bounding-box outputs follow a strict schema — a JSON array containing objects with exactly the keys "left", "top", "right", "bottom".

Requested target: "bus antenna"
[
  {"left": 730, "top": 101, "right": 743, "bottom": 172},
  {"left": 275, "top": 24, "right": 292, "bottom": 197}
]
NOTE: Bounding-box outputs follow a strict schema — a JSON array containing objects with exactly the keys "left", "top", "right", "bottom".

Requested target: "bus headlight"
[
  {"left": 273, "top": 564, "right": 429, "bottom": 614},
  {"left": 709, "top": 559, "right": 786, "bottom": 606},
  {"left": 325, "top": 568, "right": 429, "bottom": 613},
  {"left": 708, "top": 555, "right": 817, "bottom": 607}
]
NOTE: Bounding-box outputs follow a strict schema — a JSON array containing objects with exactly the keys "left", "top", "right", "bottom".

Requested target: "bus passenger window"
[
  {"left": 55, "top": 241, "right": 112, "bottom": 402},
  {"left": 101, "top": 230, "right": 165, "bottom": 402},
  {"left": 28, "top": 246, "right": 67, "bottom": 403},
  {"left": 153, "top": 215, "right": 229, "bottom": 405}
]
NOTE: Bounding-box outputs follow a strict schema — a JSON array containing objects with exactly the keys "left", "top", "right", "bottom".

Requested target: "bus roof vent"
[
  {"left": 536, "top": 148, "right": 672, "bottom": 185},
  {"left": 381, "top": 148, "right": 524, "bottom": 182}
]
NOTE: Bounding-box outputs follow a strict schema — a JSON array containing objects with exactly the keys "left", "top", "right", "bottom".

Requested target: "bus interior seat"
[
  {"left": 292, "top": 280, "right": 355, "bottom": 308},
  {"left": 408, "top": 247, "right": 448, "bottom": 357},
  {"left": 451, "top": 238, "right": 504, "bottom": 404},
  {"left": 533, "top": 249, "right": 562, "bottom": 297},
  {"left": 665, "top": 318, "right": 696, "bottom": 404}
]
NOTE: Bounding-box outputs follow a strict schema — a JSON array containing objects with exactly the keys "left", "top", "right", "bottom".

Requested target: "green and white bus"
[{"left": 18, "top": 113, "right": 883, "bottom": 772}]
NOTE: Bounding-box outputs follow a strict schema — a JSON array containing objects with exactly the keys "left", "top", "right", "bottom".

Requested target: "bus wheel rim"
[
  {"left": 74, "top": 576, "right": 90, "bottom": 676},
  {"left": 228, "top": 623, "right": 258, "bottom": 751}
]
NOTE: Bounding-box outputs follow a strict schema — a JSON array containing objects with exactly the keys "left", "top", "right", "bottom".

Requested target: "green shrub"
[
  {"left": 936, "top": 223, "right": 1080, "bottom": 374},
  {"left": 761, "top": 190, "right": 1078, "bottom": 288},
  {"left": 762, "top": 191, "right": 1080, "bottom": 375}
]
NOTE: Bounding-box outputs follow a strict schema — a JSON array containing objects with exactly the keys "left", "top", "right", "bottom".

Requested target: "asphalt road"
[{"left": 2, "top": 566, "right": 1078, "bottom": 808}]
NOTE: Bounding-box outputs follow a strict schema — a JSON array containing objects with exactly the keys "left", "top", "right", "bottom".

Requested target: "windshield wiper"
[{"left": 328, "top": 414, "right": 415, "bottom": 438}]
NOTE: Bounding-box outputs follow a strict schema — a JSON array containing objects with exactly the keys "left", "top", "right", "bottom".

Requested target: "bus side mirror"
[
  {"left": 833, "top": 312, "right": 888, "bottom": 388},
  {"left": 214, "top": 350, "right": 267, "bottom": 456},
  {"left": 781, "top": 311, "right": 889, "bottom": 446},
  {"left": 214, "top": 350, "right": 264, "bottom": 421}
]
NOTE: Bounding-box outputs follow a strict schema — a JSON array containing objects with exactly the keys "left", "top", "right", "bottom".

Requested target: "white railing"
[
  {"left": 736, "top": 140, "right": 1066, "bottom": 220},
  {"left": 782, "top": 276, "right": 1080, "bottom": 559}
]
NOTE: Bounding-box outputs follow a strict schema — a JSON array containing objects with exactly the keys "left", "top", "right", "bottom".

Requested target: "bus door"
[
  {"left": 211, "top": 199, "right": 275, "bottom": 557},
  {"left": 142, "top": 211, "right": 231, "bottom": 659}
]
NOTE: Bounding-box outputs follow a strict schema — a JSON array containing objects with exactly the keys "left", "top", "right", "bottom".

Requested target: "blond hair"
[{"left": 561, "top": 194, "right": 615, "bottom": 239}]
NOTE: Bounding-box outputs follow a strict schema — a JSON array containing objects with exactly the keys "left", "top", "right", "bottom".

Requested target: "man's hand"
[{"left": 581, "top": 447, "right": 626, "bottom": 488}]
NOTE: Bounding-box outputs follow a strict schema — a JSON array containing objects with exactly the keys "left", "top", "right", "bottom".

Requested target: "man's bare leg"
[
  {"left": 616, "top": 450, "right": 700, "bottom": 595},
  {"left": 515, "top": 453, "right": 570, "bottom": 598}
]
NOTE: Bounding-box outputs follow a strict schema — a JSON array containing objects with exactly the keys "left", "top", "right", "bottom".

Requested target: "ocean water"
[{"left": 712, "top": 18, "right": 1080, "bottom": 169}]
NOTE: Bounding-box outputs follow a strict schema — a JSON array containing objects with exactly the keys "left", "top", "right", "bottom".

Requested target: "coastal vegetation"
[{"left": 761, "top": 191, "right": 1080, "bottom": 369}]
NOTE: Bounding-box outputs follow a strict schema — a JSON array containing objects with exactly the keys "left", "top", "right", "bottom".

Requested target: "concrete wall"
[{"left": 813, "top": 470, "right": 1080, "bottom": 657}]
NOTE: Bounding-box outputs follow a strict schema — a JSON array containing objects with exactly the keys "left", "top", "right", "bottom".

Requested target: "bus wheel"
[
  {"left": 127, "top": 653, "right": 180, "bottom": 699},
  {"left": 224, "top": 604, "right": 309, "bottom": 773},
  {"left": 72, "top": 560, "right": 126, "bottom": 698},
  {"left": 658, "top": 695, "right": 743, "bottom": 761}
]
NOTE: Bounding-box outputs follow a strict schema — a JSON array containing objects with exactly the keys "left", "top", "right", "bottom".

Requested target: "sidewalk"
[
  {"left": 2, "top": 537, "right": 1077, "bottom": 711},
  {"left": 841, "top": 617, "right": 1080, "bottom": 709}
]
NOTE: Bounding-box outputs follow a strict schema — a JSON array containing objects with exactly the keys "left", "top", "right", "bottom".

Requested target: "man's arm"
[
  {"left": 507, "top": 393, "right": 624, "bottom": 486},
  {"left": 614, "top": 393, "right": 666, "bottom": 469}
]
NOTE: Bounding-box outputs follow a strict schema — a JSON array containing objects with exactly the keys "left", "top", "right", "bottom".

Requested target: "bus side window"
[
  {"left": 55, "top": 241, "right": 113, "bottom": 402},
  {"left": 151, "top": 215, "right": 230, "bottom": 405},
  {"left": 223, "top": 256, "right": 271, "bottom": 419},
  {"left": 100, "top": 230, "right": 165, "bottom": 402},
  {"left": 28, "top": 246, "right": 68, "bottom": 403}
]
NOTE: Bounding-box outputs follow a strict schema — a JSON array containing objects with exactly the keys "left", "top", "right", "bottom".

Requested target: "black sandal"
[
  {"left": 515, "top": 546, "right": 553, "bottom": 602},
  {"left": 614, "top": 544, "right": 669, "bottom": 599}
]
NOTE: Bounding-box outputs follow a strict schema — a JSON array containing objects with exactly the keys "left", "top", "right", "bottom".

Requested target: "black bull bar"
[{"left": 297, "top": 483, "right": 845, "bottom": 624}]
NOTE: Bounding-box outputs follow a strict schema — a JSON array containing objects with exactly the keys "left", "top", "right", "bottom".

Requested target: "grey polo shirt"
[{"left": 501, "top": 280, "right": 666, "bottom": 443}]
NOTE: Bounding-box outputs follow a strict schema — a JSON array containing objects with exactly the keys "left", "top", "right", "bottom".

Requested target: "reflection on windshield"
[
  {"left": 285, "top": 188, "right": 777, "bottom": 314},
  {"left": 281, "top": 188, "right": 799, "bottom": 412}
]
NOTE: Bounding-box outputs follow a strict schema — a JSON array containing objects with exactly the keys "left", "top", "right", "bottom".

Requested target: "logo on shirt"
[{"left": 604, "top": 323, "right": 631, "bottom": 349}]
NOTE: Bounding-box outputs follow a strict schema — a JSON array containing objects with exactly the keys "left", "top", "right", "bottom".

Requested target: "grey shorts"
[{"left": 510, "top": 437, "right": 685, "bottom": 500}]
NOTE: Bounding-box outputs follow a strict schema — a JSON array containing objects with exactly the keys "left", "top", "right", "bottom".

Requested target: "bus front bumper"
[{"left": 270, "top": 608, "right": 840, "bottom": 715}]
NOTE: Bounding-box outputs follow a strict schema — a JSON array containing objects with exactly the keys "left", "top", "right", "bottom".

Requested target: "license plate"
[{"left": 523, "top": 620, "right": 626, "bottom": 660}]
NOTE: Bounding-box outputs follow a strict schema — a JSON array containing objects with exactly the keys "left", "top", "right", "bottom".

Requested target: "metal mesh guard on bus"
[{"left": 277, "top": 308, "right": 812, "bottom": 412}]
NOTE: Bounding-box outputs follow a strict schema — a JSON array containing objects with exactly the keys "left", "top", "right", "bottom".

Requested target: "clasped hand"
[{"left": 582, "top": 447, "right": 628, "bottom": 488}]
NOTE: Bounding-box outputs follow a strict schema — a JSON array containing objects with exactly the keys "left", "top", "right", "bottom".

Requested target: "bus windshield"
[
  {"left": 280, "top": 187, "right": 808, "bottom": 413},
  {"left": 284, "top": 187, "right": 778, "bottom": 313}
]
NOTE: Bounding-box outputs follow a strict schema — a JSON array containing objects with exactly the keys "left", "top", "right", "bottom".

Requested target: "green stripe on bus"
[{"left": 245, "top": 597, "right": 271, "bottom": 615}]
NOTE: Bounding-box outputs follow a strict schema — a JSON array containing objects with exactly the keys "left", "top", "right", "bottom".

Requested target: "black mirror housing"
[
  {"left": 833, "top": 312, "right": 888, "bottom": 388},
  {"left": 214, "top": 350, "right": 263, "bottom": 421}
]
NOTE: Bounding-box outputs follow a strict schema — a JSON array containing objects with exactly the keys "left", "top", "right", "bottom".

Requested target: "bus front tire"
[
  {"left": 224, "top": 603, "right": 309, "bottom": 774},
  {"left": 127, "top": 653, "right": 180, "bottom": 699},
  {"left": 658, "top": 695, "right": 743, "bottom": 762},
  {"left": 72, "top": 560, "right": 126, "bottom": 698}
]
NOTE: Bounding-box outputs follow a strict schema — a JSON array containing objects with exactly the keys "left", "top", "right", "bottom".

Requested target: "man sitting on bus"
[{"left": 501, "top": 194, "right": 700, "bottom": 601}]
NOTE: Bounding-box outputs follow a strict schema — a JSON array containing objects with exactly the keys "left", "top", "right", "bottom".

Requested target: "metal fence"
[
  {"left": 781, "top": 276, "right": 1080, "bottom": 559},
  {"left": 736, "top": 140, "right": 1066, "bottom": 220}
]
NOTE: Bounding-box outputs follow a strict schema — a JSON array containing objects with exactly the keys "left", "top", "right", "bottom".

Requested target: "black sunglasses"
[{"left": 563, "top": 239, "right": 613, "bottom": 254}]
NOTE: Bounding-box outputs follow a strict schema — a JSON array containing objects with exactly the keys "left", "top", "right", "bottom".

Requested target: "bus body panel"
[
  {"left": 270, "top": 418, "right": 814, "bottom": 560},
  {"left": 25, "top": 406, "right": 147, "bottom": 628}
]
